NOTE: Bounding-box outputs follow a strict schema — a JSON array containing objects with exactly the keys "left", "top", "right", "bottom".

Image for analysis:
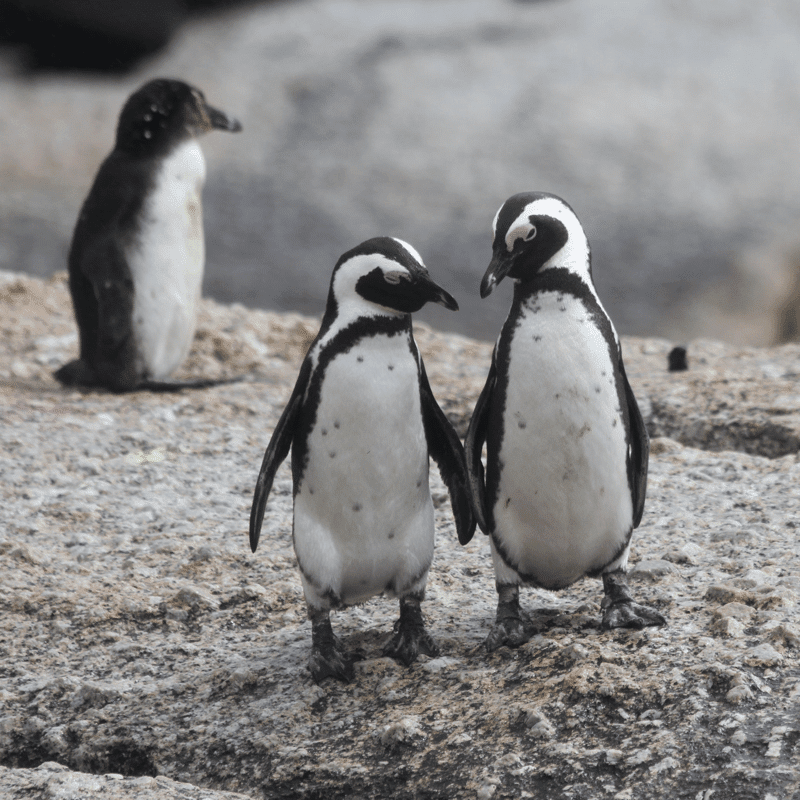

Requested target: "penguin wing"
[
  {"left": 619, "top": 356, "right": 649, "bottom": 528},
  {"left": 249, "top": 358, "right": 312, "bottom": 553},
  {"left": 76, "top": 235, "right": 140, "bottom": 391},
  {"left": 418, "top": 360, "right": 476, "bottom": 545},
  {"left": 464, "top": 348, "right": 496, "bottom": 535}
]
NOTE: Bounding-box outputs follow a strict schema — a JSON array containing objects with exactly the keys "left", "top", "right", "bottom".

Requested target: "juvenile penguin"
[
  {"left": 54, "top": 78, "right": 242, "bottom": 392},
  {"left": 466, "top": 192, "right": 665, "bottom": 651},
  {"left": 250, "top": 237, "right": 475, "bottom": 683}
]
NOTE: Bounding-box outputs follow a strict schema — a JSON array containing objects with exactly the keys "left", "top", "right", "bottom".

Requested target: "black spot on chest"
[
  {"left": 485, "top": 269, "right": 630, "bottom": 525},
  {"left": 290, "top": 315, "right": 416, "bottom": 493}
]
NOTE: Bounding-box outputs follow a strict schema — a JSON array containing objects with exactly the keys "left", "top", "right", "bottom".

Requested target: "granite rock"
[{"left": 1, "top": 273, "right": 799, "bottom": 799}]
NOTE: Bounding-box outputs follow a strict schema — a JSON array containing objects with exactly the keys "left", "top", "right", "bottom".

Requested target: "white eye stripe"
[
  {"left": 506, "top": 222, "right": 536, "bottom": 251},
  {"left": 491, "top": 207, "right": 501, "bottom": 245},
  {"left": 391, "top": 237, "right": 425, "bottom": 268}
]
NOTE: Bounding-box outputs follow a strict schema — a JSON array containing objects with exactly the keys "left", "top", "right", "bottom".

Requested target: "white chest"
[
  {"left": 491, "top": 292, "right": 632, "bottom": 587},
  {"left": 304, "top": 335, "right": 428, "bottom": 514},
  {"left": 293, "top": 334, "right": 434, "bottom": 605},
  {"left": 129, "top": 140, "right": 207, "bottom": 379}
]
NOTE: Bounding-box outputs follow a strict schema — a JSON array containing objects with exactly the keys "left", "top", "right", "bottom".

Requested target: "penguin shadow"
[
  {"left": 315, "top": 604, "right": 606, "bottom": 677},
  {"left": 333, "top": 628, "right": 385, "bottom": 668},
  {"left": 47, "top": 372, "right": 252, "bottom": 394},
  {"left": 477, "top": 603, "right": 603, "bottom": 658},
  {"left": 521, "top": 604, "right": 602, "bottom": 636}
]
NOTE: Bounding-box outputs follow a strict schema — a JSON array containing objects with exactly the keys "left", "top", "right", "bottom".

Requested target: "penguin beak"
[
  {"left": 480, "top": 250, "right": 513, "bottom": 298},
  {"left": 205, "top": 104, "right": 243, "bottom": 133},
  {"left": 414, "top": 272, "right": 459, "bottom": 312}
]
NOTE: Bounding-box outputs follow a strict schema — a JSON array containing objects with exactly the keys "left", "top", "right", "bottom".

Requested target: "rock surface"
[
  {"left": 1, "top": 273, "right": 799, "bottom": 799},
  {"left": 3, "top": 0, "right": 800, "bottom": 344}
]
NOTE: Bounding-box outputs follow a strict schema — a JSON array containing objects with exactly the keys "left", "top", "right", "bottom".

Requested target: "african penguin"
[
  {"left": 54, "top": 78, "right": 242, "bottom": 392},
  {"left": 250, "top": 237, "right": 475, "bottom": 683},
  {"left": 465, "top": 192, "right": 665, "bottom": 651}
]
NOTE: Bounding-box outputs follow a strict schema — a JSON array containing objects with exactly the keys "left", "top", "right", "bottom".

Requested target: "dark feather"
[
  {"left": 418, "top": 359, "right": 476, "bottom": 545},
  {"left": 464, "top": 348, "right": 497, "bottom": 535},
  {"left": 249, "top": 359, "right": 312, "bottom": 552},
  {"left": 618, "top": 356, "right": 649, "bottom": 527}
]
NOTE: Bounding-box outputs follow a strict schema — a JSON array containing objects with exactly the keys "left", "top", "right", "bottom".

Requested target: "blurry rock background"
[{"left": 1, "top": 0, "right": 800, "bottom": 342}]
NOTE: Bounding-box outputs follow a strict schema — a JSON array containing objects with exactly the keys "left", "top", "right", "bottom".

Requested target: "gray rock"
[{"left": 1, "top": 275, "right": 799, "bottom": 799}]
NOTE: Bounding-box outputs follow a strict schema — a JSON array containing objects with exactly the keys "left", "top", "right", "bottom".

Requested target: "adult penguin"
[
  {"left": 466, "top": 192, "right": 665, "bottom": 651},
  {"left": 250, "top": 237, "right": 475, "bottom": 682}
]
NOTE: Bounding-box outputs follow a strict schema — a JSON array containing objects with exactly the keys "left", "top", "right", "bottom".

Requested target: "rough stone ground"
[{"left": 1, "top": 273, "right": 799, "bottom": 799}]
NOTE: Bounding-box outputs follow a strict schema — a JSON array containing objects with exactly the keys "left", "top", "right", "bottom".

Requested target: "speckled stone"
[{"left": 1, "top": 274, "right": 799, "bottom": 800}]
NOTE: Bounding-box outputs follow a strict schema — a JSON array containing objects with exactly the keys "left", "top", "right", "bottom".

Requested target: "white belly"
[
  {"left": 130, "top": 140, "right": 206, "bottom": 379},
  {"left": 491, "top": 292, "right": 632, "bottom": 589},
  {"left": 293, "top": 335, "right": 434, "bottom": 607}
]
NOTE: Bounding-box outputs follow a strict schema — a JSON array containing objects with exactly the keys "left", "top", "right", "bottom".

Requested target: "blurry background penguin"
[
  {"left": 467, "top": 192, "right": 666, "bottom": 652},
  {"left": 54, "top": 78, "right": 242, "bottom": 392},
  {"left": 249, "top": 237, "right": 475, "bottom": 684}
]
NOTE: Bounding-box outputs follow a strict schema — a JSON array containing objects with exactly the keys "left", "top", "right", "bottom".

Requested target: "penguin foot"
[
  {"left": 53, "top": 359, "right": 97, "bottom": 387},
  {"left": 486, "top": 616, "right": 528, "bottom": 652},
  {"left": 485, "top": 583, "right": 530, "bottom": 652},
  {"left": 601, "top": 571, "right": 666, "bottom": 630},
  {"left": 309, "top": 612, "right": 355, "bottom": 684},
  {"left": 383, "top": 596, "right": 440, "bottom": 667}
]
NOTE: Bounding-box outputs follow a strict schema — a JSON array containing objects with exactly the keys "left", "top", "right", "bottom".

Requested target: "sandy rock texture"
[
  {"left": 1, "top": 273, "right": 799, "bottom": 799},
  {"left": 3, "top": 0, "right": 800, "bottom": 344}
]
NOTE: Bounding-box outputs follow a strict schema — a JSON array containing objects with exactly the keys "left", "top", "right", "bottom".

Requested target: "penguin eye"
[
  {"left": 506, "top": 223, "right": 537, "bottom": 252},
  {"left": 383, "top": 271, "right": 406, "bottom": 285}
]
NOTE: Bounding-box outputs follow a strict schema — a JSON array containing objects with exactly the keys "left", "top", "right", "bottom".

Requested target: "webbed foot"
[
  {"left": 486, "top": 583, "right": 530, "bottom": 652},
  {"left": 383, "top": 596, "right": 440, "bottom": 666},
  {"left": 53, "top": 359, "right": 97, "bottom": 387},
  {"left": 601, "top": 571, "right": 666, "bottom": 630},
  {"left": 309, "top": 611, "right": 355, "bottom": 683}
]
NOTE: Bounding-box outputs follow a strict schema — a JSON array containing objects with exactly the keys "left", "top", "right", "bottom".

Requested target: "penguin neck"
[
  {"left": 316, "top": 295, "right": 411, "bottom": 357},
  {"left": 510, "top": 259, "right": 619, "bottom": 353},
  {"left": 513, "top": 233, "right": 594, "bottom": 304},
  {"left": 540, "top": 229, "right": 591, "bottom": 282}
]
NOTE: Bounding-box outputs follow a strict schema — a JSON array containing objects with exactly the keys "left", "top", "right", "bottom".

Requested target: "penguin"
[
  {"left": 465, "top": 192, "right": 666, "bottom": 651},
  {"left": 250, "top": 237, "right": 475, "bottom": 683},
  {"left": 54, "top": 78, "right": 242, "bottom": 392}
]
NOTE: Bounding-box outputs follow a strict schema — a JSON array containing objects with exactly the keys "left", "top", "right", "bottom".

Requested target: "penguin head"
[
  {"left": 481, "top": 192, "right": 589, "bottom": 298},
  {"left": 328, "top": 237, "right": 459, "bottom": 319},
  {"left": 115, "top": 78, "right": 242, "bottom": 155}
]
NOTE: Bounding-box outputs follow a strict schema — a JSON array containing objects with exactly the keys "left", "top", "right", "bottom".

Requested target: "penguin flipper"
[
  {"left": 618, "top": 356, "right": 649, "bottom": 528},
  {"left": 249, "top": 359, "right": 311, "bottom": 553},
  {"left": 464, "top": 350, "right": 496, "bottom": 535},
  {"left": 418, "top": 360, "right": 476, "bottom": 545}
]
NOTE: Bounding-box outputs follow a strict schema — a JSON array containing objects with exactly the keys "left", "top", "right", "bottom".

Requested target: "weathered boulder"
[{"left": 1, "top": 273, "right": 798, "bottom": 799}]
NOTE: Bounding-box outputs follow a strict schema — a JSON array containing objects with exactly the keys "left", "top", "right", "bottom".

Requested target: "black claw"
[
  {"left": 601, "top": 571, "right": 666, "bottom": 630},
  {"left": 485, "top": 583, "right": 531, "bottom": 652},
  {"left": 383, "top": 596, "right": 440, "bottom": 666},
  {"left": 486, "top": 617, "right": 529, "bottom": 652},
  {"left": 309, "top": 612, "right": 355, "bottom": 683}
]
